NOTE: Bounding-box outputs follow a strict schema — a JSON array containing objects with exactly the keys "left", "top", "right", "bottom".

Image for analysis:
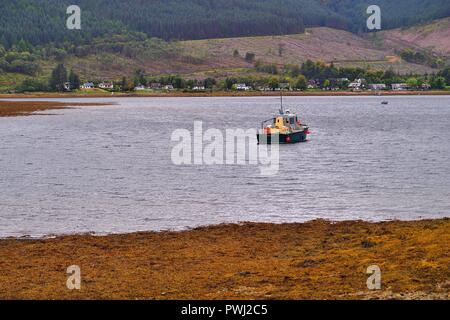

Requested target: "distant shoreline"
[
  {"left": 1, "top": 90, "right": 449, "bottom": 99},
  {"left": 1, "top": 218, "right": 448, "bottom": 300}
]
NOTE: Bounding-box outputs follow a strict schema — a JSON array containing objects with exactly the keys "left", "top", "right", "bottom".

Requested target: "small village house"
[
  {"left": 149, "top": 83, "right": 162, "bottom": 90},
  {"left": 235, "top": 83, "right": 252, "bottom": 91},
  {"left": 391, "top": 83, "right": 408, "bottom": 91},
  {"left": 421, "top": 83, "right": 431, "bottom": 90},
  {"left": 99, "top": 82, "right": 114, "bottom": 90},
  {"left": 134, "top": 85, "right": 146, "bottom": 91},
  {"left": 81, "top": 82, "right": 94, "bottom": 89},
  {"left": 279, "top": 82, "right": 291, "bottom": 91},
  {"left": 307, "top": 80, "right": 318, "bottom": 89},
  {"left": 368, "top": 84, "right": 387, "bottom": 90},
  {"left": 348, "top": 78, "right": 366, "bottom": 91}
]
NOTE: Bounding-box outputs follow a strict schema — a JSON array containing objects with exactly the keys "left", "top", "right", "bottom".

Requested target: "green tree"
[
  {"left": 17, "top": 79, "right": 48, "bottom": 92},
  {"left": 121, "top": 76, "right": 133, "bottom": 91},
  {"left": 268, "top": 76, "right": 279, "bottom": 90},
  {"left": 186, "top": 79, "right": 195, "bottom": 89},
  {"left": 68, "top": 70, "right": 80, "bottom": 90},
  {"left": 431, "top": 76, "right": 446, "bottom": 89},
  {"left": 134, "top": 69, "right": 147, "bottom": 86},
  {"left": 49, "top": 64, "right": 67, "bottom": 92},
  {"left": 278, "top": 43, "right": 285, "bottom": 57},
  {"left": 172, "top": 75, "right": 185, "bottom": 89},
  {"left": 438, "top": 67, "right": 450, "bottom": 84},
  {"left": 406, "top": 77, "right": 418, "bottom": 88},
  {"left": 245, "top": 52, "right": 256, "bottom": 63},
  {"left": 224, "top": 77, "right": 237, "bottom": 90},
  {"left": 204, "top": 78, "right": 216, "bottom": 89},
  {"left": 286, "top": 64, "right": 301, "bottom": 77},
  {"left": 293, "top": 75, "right": 307, "bottom": 91}
]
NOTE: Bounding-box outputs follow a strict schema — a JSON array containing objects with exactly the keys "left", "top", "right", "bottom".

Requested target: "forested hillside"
[
  {"left": 325, "top": 0, "right": 450, "bottom": 32},
  {"left": 1, "top": 0, "right": 449, "bottom": 48}
]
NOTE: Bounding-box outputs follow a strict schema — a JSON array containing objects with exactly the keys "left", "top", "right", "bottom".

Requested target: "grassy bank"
[{"left": 0, "top": 219, "right": 448, "bottom": 300}]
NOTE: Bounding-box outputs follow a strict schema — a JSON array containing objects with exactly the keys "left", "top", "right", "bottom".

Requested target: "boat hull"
[{"left": 257, "top": 131, "right": 309, "bottom": 144}]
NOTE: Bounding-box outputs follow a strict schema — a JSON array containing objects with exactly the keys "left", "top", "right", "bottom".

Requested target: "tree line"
[{"left": 15, "top": 62, "right": 449, "bottom": 93}]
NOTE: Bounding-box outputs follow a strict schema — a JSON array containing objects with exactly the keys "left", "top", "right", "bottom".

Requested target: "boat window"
[{"left": 289, "top": 117, "right": 295, "bottom": 124}]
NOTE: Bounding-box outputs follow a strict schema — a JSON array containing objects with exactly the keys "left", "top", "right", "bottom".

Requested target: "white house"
[
  {"left": 164, "top": 84, "right": 174, "bottom": 90},
  {"left": 134, "top": 85, "right": 146, "bottom": 91},
  {"left": 235, "top": 83, "right": 252, "bottom": 91},
  {"left": 348, "top": 78, "right": 366, "bottom": 90},
  {"left": 193, "top": 86, "right": 205, "bottom": 91},
  {"left": 149, "top": 83, "right": 162, "bottom": 89},
  {"left": 81, "top": 82, "right": 94, "bottom": 89},
  {"left": 337, "top": 78, "right": 349, "bottom": 83},
  {"left": 368, "top": 84, "right": 387, "bottom": 90},
  {"left": 391, "top": 83, "right": 408, "bottom": 91},
  {"left": 421, "top": 83, "right": 431, "bottom": 90},
  {"left": 99, "top": 82, "right": 114, "bottom": 90}
]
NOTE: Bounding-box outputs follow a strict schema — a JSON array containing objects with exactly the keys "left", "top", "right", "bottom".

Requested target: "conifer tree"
[{"left": 49, "top": 64, "right": 67, "bottom": 92}]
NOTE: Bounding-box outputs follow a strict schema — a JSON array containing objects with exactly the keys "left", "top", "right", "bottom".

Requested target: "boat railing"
[{"left": 261, "top": 118, "right": 273, "bottom": 129}]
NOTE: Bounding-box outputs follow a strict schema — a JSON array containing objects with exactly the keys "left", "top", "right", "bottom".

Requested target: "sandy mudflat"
[
  {"left": 0, "top": 100, "right": 113, "bottom": 117},
  {"left": 0, "top": 219, "right": 448, "bottom": 300}
]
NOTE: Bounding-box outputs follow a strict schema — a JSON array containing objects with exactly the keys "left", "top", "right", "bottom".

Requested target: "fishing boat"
[
  {"left": 257, "top": 92, "right": 310, "bottom": 144},
  {"left": 381, "top": 101, "right": 389, "bottom": 105}
]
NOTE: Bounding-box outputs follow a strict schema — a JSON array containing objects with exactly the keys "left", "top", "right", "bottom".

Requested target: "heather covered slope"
[
  {"left": 379, "top": 17, "right": 450, "bottom": 56},
  {"left": 32, "top": 25, "right": 445, "bottom": 81},
  {"left": 179, "top": 27, "right": 437, "bottom": 75}
]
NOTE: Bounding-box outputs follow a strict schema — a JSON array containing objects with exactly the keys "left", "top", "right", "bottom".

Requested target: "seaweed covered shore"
[{"left": 0, "top": 219, "right": 448, "bottom": 300}]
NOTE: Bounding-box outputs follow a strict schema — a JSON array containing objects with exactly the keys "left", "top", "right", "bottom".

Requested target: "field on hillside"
[
  {"left": 379, "top": 18, "right": 450, "bottom": 56},
  {"left": 44, "top": 27, "right": 439, "bottom": 81},
  {"left": 62, "top": 23, "right": 448, "bottom": 80},
  {"left": 1, "top": 19, "right": 449, "bottom": 88},
  {"left": 180, "top": 27, "right": 437, "bottom": 77},
  {"left": 181, "top": 28, "right": 386, "bottom": 66}
]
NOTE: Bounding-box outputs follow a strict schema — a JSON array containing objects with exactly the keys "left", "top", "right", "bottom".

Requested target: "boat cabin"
[
  {"left": 262, "top": 111, "right": 303, "bottom": 134},
  {"left": 274, "top": 114, "right": 300, "bottom": 128}
]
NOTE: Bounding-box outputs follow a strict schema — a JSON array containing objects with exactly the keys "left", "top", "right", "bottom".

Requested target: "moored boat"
[{"left": 257, "top": 93, "right": 310, "bottom": 144}]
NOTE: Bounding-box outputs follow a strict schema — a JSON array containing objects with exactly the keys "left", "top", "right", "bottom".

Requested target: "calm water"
[{"left": 1, "top": 96, "right": 450, "bottom": 238}]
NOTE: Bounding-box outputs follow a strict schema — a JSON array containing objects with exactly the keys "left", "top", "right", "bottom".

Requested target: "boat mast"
[{"left": 279, "top": 89, "right": 284, "bottom": 115}]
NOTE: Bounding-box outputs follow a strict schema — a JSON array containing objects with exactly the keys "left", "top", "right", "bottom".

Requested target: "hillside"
[
  {"left": 1, "top": 17, "right": 449, "bottom": 91},
  {"left": 179, "top": 27, "right": 438, "bottom": 75},
  {"left": 35, "top": 23, "right": 446, "bottom": 81},
  {"left": 1, "top": 0, "right": 450, "bottom": 48},
  {"left": 379, "top": 17, "right": 450, "bottom": 56},
  {"left": 325, "top": 0, "right": 450, "bottom": 32}
]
